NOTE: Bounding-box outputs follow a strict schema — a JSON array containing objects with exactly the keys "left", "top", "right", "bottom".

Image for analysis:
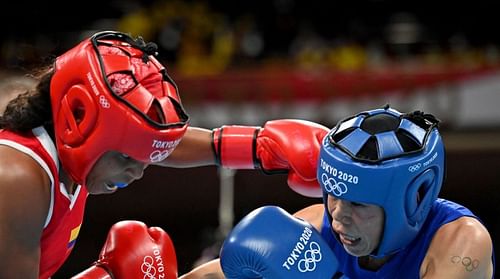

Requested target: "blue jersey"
[{"left": 320, "top": 198, "right": 495, "bottom": 278}]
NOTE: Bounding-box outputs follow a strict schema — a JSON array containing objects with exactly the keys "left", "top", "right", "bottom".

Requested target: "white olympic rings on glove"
[
  {"left": 298, "top": 242, "right": 322, "bottom": 272},
  {"left": 141, "top": 255, "right": 157, "bottom": 279}
]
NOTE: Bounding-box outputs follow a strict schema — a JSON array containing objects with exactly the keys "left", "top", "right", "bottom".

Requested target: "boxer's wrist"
[{"left": 211, "top": 125, "right": 260, "bottom": 168}]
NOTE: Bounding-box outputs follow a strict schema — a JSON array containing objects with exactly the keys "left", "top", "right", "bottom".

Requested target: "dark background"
[
  {"left": 3, "top": 1, "right": 499, "bottom": 43},
  {"left": 2, "top": 1, "right": 500, "bottom": 70}
]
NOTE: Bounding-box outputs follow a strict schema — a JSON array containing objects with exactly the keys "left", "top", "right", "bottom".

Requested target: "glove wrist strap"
[{"left": 212, "top": 125, "right": 260, "bottom": 169}]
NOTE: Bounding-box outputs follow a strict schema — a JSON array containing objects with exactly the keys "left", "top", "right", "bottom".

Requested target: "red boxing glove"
[
  {"left": 212, "top": 119, "right": 328, "bottom": 197},
  {"left": 72, "top": 220, "right": 177, "bottom": 279}
]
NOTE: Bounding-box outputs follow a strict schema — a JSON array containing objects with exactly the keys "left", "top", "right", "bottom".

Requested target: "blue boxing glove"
[{"left": 220, "top": 206, "right": 340, "bottom": 279}]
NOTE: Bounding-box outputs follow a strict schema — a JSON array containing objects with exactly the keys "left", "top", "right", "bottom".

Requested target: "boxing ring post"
[
  {"left": 191, "top": 167, "right": 236, "bottom": 268},
  {"left": 218, "top": 167, "right": 235, "bottom": 237}
]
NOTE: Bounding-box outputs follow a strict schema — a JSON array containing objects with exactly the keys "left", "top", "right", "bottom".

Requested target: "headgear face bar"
[
  {"left": 51, "top": 31, "right": 189, "bottom": 185},
  {"left": 317, "top": 106, "right": 445, "bottom": 257}
]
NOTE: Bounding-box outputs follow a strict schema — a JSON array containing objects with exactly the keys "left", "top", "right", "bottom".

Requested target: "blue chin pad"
[{"left": 114, "top": 182, "right": 128, "bottom": 188}]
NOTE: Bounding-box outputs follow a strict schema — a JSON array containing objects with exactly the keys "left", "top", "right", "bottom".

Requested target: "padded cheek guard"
[
  {"left": 317, "top": 107, "right": 445, "bottom": 257},
  {"left": 50, "top": 31, "right": 189, "bottom": 185}
]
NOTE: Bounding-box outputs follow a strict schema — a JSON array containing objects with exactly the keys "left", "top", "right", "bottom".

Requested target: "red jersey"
[{"left": 0, "top": 127, "right": 88, "bottom": 279}]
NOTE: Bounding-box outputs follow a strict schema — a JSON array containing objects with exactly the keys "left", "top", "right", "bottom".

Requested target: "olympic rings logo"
[
  {"left": 321, "top": 173, "right": 348, "bottom": 196},
  {"left": 149, "top": 149, "right": 173, "bottom": 163},
  {"left": 99, "top": 95, "right": 110, "bottom": 108},
  {"left": 141, "top": 256, "right": 157, "bottom": 279},
  {"left": 298, "top": 242, "right": 322, "bottom": 272},
  {"left": 451, "top": 255, "right": 480, "bottom": 272},
  {"left": 408, "top": 163, "right": 421, "bottom": 172}
]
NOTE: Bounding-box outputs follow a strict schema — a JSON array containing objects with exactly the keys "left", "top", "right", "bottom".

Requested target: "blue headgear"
[{"left": 317, "top": 106, "right": 445, "bottom": 257}]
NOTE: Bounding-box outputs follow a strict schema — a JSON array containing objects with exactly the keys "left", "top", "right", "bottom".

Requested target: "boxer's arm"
[
  {"left": 158, "top": 127, "right": 215, "bottom": 167},
  {"left": 420, "top": 217, "right": 493, "bottom": 279},
  {"left": 158, "top": 121, "right": 327, "bottom": 197},
  {"left": 0, "top": 146, "right": 50, "bottom": 279},
  {"left": 292, "top": 203, "right": 325, "bottom": 231},
  {"left": 179, "top": 259, "right": 225, "bottom": 279}
]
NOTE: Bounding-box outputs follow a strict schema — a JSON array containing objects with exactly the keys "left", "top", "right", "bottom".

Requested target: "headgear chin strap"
[
  {"left": 317, "top": 106, "right": 445, "bottom": 257},
  {"left": 51, "top": 31, "right": 189, "bottom": 185}
]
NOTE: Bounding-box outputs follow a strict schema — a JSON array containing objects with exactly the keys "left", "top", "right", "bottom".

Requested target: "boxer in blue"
[{"left": 180, "top": 106, "right": 495, "bottom": 279}]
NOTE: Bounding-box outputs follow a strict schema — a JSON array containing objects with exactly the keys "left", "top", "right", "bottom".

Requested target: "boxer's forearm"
[
  {"left": 159, "top": 127, "right": 215, "bottom": 167},
  {"left": 179, "top": 259, "right": 224, "bottom": 279}
]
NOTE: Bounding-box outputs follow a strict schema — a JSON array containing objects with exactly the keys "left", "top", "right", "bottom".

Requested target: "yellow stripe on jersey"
[{"left": 68, "top": 224, "right": 81, "bottom": 248}]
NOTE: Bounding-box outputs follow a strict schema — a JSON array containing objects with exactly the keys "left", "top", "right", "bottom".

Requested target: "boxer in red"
[{"left": 0, "top": 30, "right": 327, "bottom": 278}]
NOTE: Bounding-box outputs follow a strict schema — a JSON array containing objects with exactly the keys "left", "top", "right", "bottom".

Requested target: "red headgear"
[{"left": 50, "top": 31, "right": 189, "bottom": 185}]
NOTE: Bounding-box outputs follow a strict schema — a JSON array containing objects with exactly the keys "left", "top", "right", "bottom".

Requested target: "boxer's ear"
[
  {"left": 406, "top": 168, "right": 438, "bottom": 226},
  {"left": 57, "top": 85, "right": 97, "bottom": 147}
]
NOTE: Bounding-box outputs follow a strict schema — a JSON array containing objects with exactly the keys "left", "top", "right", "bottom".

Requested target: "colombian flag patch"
[{"left": 68, "top": 224, "right": 81, "bottom": 248}]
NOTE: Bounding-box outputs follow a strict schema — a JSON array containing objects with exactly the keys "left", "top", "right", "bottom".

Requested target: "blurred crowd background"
[
  {"left": 2, "top": 1, "right": 500, "bottom": 74},
  {"left": 1, "top": 0, "right": 499, "bottom": 277},
  {"left": 3, "top": 0, "right": 500, "bottom": 128}
]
